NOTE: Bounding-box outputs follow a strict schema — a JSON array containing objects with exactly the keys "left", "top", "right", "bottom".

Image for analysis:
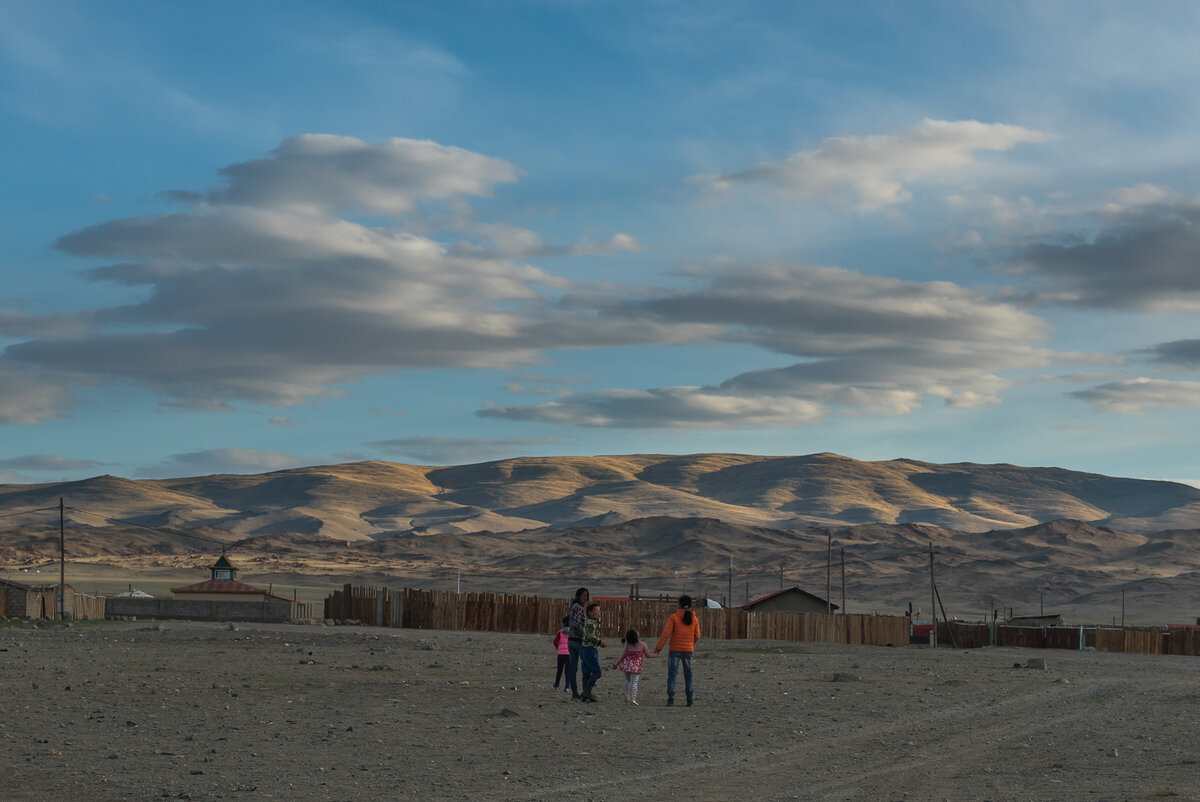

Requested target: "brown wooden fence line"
[
  {"left": 940, "top": 622, "right": 1200, "bottom": 657},
  {"left": 326, "top": 586, "right": 909, "bottom": 648},
  {"left": 324, "top": 584, "right": 404, "bottom": 626},
  {"left": 72, "top": 592, "right": 105, "bottom": 620},
  {"left": 1166, "top": 628, "right": 1200, "bottom": 656},
  {"left": 290, "top": 600, "right": 316, "bottom": 621}
]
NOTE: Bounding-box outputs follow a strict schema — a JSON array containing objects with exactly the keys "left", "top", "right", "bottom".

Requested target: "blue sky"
[{"left": 4, "top": 1, "right": 1200, "bottom": 483}]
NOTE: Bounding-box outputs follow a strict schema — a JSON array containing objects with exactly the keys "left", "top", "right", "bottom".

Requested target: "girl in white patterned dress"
[{"left": 611, "top": 628, "right": 658, "bottom": 705}]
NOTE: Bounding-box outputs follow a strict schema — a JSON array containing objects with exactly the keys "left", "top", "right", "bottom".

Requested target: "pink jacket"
[{"left": 553, "top": 628, "right": 570, "bottom": 656}]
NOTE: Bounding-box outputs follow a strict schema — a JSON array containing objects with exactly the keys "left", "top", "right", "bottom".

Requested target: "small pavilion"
[{"left": 170, "top": 552, "right": 278, "bottom": 602}]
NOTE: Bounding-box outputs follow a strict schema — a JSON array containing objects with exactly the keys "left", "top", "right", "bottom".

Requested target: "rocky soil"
[{"left": 2, "top": 620, "right": 1199, "bottom": 801}]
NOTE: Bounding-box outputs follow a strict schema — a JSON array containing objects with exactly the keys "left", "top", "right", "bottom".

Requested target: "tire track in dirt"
[{"left": 511, "top": 672, "right": 1195, "bottom": 801}]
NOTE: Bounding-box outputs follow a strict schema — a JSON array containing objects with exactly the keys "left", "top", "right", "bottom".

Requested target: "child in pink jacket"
[
  {"left": 610, "top": 628, "right": 658, "bottom": 705},
  {"left": 552, "top": 616, "right": 570, "bottom": 692}
]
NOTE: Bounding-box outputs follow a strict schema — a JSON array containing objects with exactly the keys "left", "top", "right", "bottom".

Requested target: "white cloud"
[
  {"left": 0, "top": 365, "right": 84, "bottom": 424},
  {"left": 267, "top": 416, "right": 292, "bottom": 426},
  {"left": 0, "top": 454, "right": 106, "bottom": 471},
  {"left": 1070, "top": 377, "right": 1200, "bottom": 414},
  {"left": 139, "top": 448, "right": 317, "bottom": 478},
  {"left": 194, "top": 134, "right": 520, "bottom": 216},
  {"left": 1108, "top": 183, "right": 1177, "bottom": 208},
  {"left": 481, "top": 388, "right": 825, "bottom": 429},
  {"left": 448, "top": 224, "right": 642, "bottom": 260},
  {"left": 692, "top": 119, "right": 1052, "bottom": 210},
  {"left": 481, "top": 262, "right": 1059, "bottom": 428},
  {"left": 0, "top": 135, "right": 1090, "bottom": 431},
  {"left": 1, "top": 137, "right": 662, "bottom": 419}
]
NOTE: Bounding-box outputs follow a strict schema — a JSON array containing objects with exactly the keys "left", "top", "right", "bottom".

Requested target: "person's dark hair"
[
  {"left": 624, "top": 628, "right": 638, "bottom": 645},
  {"left": 562, "top": 616, "right": 569, "bottom": 627},
  {"left": 586, "top": 602, "right": 599, "bottom": 614},
  {"left": 574, "top": 587, "right": 589, "bottom": 603},
  {"left": 679, "top": 594, "right": 694, "bottom": 626}
]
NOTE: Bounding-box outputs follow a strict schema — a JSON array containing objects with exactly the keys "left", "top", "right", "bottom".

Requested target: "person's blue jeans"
[
  {"left": 666, "top": 651, "right": 693, "bottom": 700},
  {"left": 567, "top": 638, "right": 582, "bottom": 694}
]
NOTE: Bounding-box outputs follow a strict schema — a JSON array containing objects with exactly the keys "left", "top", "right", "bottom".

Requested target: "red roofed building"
[
  {"left": 170, "top": 553, "right": 280, "bottom": 602},
  {"left": 105, "top": 551, "right": 304, "bottom": 623}
]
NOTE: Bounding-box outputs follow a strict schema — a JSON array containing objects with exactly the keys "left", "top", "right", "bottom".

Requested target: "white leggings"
[{"left": 622, "top": 672, "right": 640, "bottom": 698}]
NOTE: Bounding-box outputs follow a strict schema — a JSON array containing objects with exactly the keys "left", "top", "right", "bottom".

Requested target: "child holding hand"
[
  {"left": 579, "top": 603, "right": 606, "bottom": 702},
  {"left": 611, "top": 628, "right": 657, "bottom": 705}
]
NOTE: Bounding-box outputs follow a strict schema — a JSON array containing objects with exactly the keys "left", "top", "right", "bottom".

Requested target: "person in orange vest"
[{"left": 655, "top": 594, "right": 700, "bottom": 706}]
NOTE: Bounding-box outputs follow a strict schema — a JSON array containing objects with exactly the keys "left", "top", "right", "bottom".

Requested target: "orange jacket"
[{"left": 656, "top": 608, "right": 701, "bottom": 653}]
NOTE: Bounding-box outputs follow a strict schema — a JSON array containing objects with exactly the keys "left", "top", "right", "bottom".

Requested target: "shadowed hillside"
[
  {"left": 5, "top": 512, "right": 1199, "bottom": 625},
  {"left": 2, "top": 453, "right": 1199, "bottom": 541}
]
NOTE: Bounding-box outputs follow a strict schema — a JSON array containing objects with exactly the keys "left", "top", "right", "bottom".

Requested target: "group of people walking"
[{"left": 551, "top": 587, "right": 700, "bottom": 706}]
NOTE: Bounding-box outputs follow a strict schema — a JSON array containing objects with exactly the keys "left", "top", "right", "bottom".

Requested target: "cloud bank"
[
  {"left": 1008, "top": 194, "right": 1200, "bottom": 310},
  {"left": 693, "top": 119, "right": 1051, "bottom": 209},
  {"left": 2, "top": 128, "right": 1065, "bottom": 431},
  {"left": 1070, "top": 378, "right": 1200, "bottom": 414},
  {"left": 138, "top": 448, "right": 318, "bottom": 478},
  {"left": 1, "top": 136, "right": 656, "bottom": 419},
  {"left": 481, "top": 262, "right": 1054, "bottom": 428}
]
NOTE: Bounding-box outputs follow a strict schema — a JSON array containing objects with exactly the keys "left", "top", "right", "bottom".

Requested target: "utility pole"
[
  {"left": 826, "top": 532, "right": 832, "bottom": 614},
  {"left": 779, "top": 561, "right": 784, "bottom": 590},
  {"left": 840, "top": 547, "right": 846, "bottom": 615},
  {"left": 1121, "top": 585, "right": 1125, "bottom": 628},
  {"left": 58, "top": 497, "right": 65, "bottom": 620},
  {"left": 929, "top": 541, "right": 936, "bottom": 649},
  {"left": 727, "top": 557, "right": 733, "bottom": 614},
  {"left": 744, "top": 579, "right": 749, "bottom": 606}
]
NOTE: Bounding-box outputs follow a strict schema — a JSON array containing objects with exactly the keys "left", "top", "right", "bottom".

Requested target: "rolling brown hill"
[
  {"left": 4, "top": 453, "right": 1200, "bottom": 623},
  {"left": 2, "top": 452, "right": 1198, "bottom": 541}
]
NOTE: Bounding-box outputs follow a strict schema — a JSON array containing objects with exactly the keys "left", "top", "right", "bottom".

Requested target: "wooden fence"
[
  {"left": 323, "top": 585, "right": 405, "bottom": 627},
  {"left": 323, "top": 586, "right": 910, "bottom": 647},
  {"left": 291, "top": 600, "right": 316, "bottom": 621},
  {"left": 71, "top": 592, "right": 105, "bottom": 620},
  {"left": 939, "top": 621, "right": 1200, "bottom": 657}
]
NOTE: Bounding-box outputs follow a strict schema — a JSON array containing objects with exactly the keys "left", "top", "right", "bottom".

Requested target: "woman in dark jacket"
[{"left": 566, "top": 587, "right": 589, "bottom": 699}]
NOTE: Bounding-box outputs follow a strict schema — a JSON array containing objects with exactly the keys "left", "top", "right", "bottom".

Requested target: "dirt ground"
[{"left": 3, "top": 620, "right": 1199, "bottom": 801}]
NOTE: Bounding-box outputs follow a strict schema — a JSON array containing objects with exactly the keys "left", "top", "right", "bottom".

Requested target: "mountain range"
[
  {"left": 3, "top": 452, "right": 1198, "bottom": 541},
  {"left": 3, "top": 453, "right": 1199, "bottom": 624}
]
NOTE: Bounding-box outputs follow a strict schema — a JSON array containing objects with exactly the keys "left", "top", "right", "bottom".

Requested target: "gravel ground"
[{"left": 2, "top": 619, "right": 1199, "bottom": 801}]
